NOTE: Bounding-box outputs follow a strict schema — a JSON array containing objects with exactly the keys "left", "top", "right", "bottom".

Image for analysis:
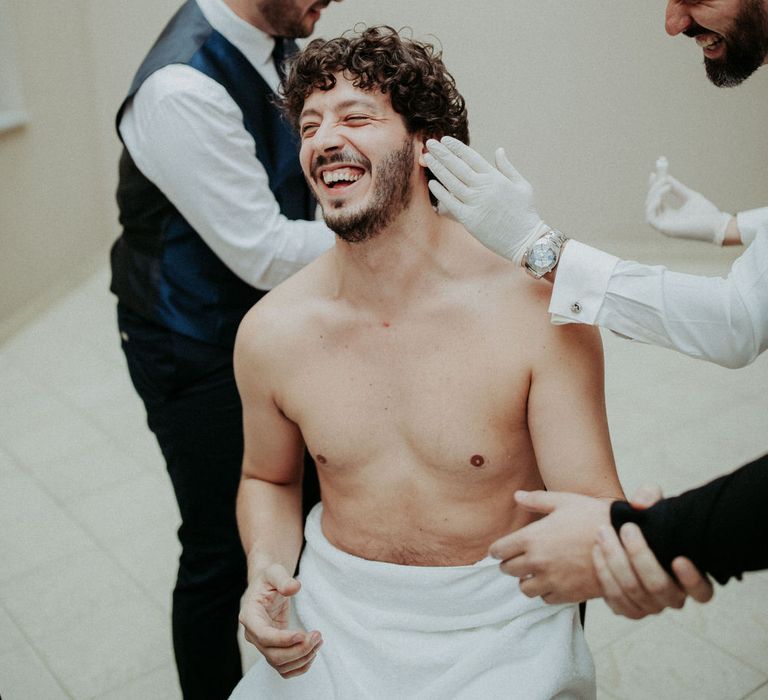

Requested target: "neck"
[
  {"left": 222, "top": 0, "right": 272, "bottom": 34},
  {"left": 329, "top": 195, "right": 458, "bottom": 311}
]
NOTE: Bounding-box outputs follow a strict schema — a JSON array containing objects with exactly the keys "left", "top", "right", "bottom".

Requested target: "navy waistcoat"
[{"left": 111, "top": 0, "right": 315, "bottom": 348}]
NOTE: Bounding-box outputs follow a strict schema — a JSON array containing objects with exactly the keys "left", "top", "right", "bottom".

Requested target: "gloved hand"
[
  {"left": 424, "top": 136, "right": 549, "bottom": 265},
  {"left": 645, "top": 170, "right": 732, "bottom": 245}
]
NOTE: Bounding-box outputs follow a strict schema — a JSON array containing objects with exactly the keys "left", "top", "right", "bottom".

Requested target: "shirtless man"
[{"left": 230, "top": 26, "right": 623, "bottom": 699}]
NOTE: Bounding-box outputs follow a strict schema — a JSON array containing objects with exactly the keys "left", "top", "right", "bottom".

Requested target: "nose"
[
  {"left": 665, "top": 0, "right": 692, "bottom": 36},
  {"left": 313, "top": 121, "right": 344, "bottom": 154}
]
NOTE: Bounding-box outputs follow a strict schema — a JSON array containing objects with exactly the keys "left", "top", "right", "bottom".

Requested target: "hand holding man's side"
[
  {"left": 593, "top": 485, "right": 714, "bottom": 619},
  {"left": 239, "top": 562, "right": 323, "bottom": 678},
  {"left": 489, "top": 490, "right": 612, "bottom": 603}
]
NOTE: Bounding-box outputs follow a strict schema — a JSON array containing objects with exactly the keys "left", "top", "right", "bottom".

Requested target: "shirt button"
[{"left": 570, "top": 302, "right": 582, "bottom": 314}]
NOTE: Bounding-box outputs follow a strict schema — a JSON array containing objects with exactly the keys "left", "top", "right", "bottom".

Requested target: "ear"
[{"left": 417, "top": 132, "right": 435, "bottom": 168}]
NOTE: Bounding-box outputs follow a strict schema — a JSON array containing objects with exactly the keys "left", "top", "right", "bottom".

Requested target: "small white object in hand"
[{"left": 655, "top": 156, "right": 668, "bottom": 178}]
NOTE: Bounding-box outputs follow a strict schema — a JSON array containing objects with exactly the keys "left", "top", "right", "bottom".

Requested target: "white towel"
[{"left": 230, "top": 505, "right": 595, "bottom": 699}]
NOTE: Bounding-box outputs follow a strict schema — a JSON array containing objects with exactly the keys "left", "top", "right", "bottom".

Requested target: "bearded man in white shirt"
[
  {"left": 424, "top": 0, "right": 768, "bottom": 620},
  {"left": 110, "top": 1, "right": 340, "bottom": 697}
]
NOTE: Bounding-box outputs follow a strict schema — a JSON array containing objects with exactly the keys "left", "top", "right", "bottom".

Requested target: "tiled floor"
[{"left": 1, "top": 255, "right": 767, "bottom": 699}]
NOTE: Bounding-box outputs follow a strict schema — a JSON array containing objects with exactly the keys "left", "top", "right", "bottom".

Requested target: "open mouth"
[
  {"left": 695, "top": 33, "right": 725, "bottom": 57},
  {"left": 319, "top": 165, "right": 367, "bottom": 192}
]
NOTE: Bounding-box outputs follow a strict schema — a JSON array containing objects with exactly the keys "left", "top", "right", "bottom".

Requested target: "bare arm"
[
  {"left": 527, "top": 320, "right": 621, "bottom": 498},
  {"left": 489, "top": 325, "right": 705, "bottom": 610},
  {"left": 234, "top": 308, "right": 322, "bottom": 678},
  {"left": 490, "top": 318, "right": 623, "bottom": 603}
]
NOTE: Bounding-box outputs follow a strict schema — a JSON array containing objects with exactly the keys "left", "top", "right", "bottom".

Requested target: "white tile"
[
  {"left": 670, "top": 573, "right": 768, "bottom": 674},
  {"left": 594, "top": 617, "right": 766, "bottom": 700},
  {"left": 0, "top": 546, "right": 159, "bottom": 644},
  {"left": 596, "top": 687, "right": 620, "bottom": 700},
  {"left": 0, "top": 604, "right": 26, "bottom": 654},
  {"left": 34, "top": 594, "right": 173, "bottom": 699},
  {"left": 0, "top": 397, "right": 105, "bottom": 470},
  {"left": 96, "top": 663, "right": 182, "bottom": 700},
  {"left": 0, "top": 643, "right": 69, "bottom": 700},
  {"left": 109, "top": 521, "right": 180, "bottom": 613},
  {"left": 66, "top": 470, "right": 179, "bottom": 544},
  {"left": 744, "top": 682, "right": 768, "bottom": 700},
  {"left": 0, "top": 445, "right": 20, "bottom": 480},
  {"left": 0, "top": 472, "right": 92, "bottom": 582},
  {"left": 26, "top": 434, "right": 147, "bottom": 503},
  {"left": 584, "top": 598, "right": 647, "bottom": 653}
]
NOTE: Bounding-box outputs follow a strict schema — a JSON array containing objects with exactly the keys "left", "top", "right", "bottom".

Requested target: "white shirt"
[
  {"left": 118, "top": 0, "right": 334, "bottom": 290},
  {"left": 550, "top": 213, "right": 768, "bottom": 369}
]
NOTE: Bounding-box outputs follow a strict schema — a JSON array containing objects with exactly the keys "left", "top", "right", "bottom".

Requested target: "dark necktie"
[{"left": 272, "top": 37, "right": 297, "bottom": 84}]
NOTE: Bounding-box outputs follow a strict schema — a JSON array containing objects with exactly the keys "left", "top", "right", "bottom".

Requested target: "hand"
[
  {"left": 424, "top": 136, "right": 548, "bottom": 265},
  {"left": 239, "top": 563, "right": 323, "bottom": 678},
  {"left": 645, "top": 172, "right": 732, "bottom": 245},
  {"left": 593, "top": 485, "right": 714, "bottom": 619},
  {"left": 488, "top": 490, "right": 613, "bottom": 604}
]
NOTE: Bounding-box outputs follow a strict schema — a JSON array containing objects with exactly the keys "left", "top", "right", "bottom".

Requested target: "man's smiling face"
[
  {"left": 299, "top": 75, "right": 423, "bottom": 243},
  {"left": 665, "top": 0, "right": 768, "bottom": 86}
]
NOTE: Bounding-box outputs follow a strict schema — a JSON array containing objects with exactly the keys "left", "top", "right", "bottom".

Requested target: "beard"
[
  {"left": 696, "top": 0, "right": 768, "bottom": 87},
  {"left": 258, "top": 0, "right": 329, "bottom": 38},
  {"left": 318, "top": 138, "right": 415, "bottom": 244}
]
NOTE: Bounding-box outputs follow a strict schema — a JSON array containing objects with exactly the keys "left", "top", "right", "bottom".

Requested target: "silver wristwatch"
[{"left": 522, "top": 229, "right": 568, "bottom": 279}]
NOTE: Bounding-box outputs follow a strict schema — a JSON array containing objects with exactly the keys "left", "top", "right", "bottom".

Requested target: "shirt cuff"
[
  {"left": 736, "top": 207, "right": 768, "bottom": 246},
  {"left": 548, "top": 240, "right": 621, "bottom": 325}
]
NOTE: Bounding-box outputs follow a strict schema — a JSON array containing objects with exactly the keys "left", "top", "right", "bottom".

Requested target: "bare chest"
[{"left": 279, "top": 310, "right": 534, "bottom": 474}]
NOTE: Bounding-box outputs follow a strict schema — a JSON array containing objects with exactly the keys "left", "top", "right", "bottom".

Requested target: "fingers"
[
  {"left": 592, "top": 542, "right": 644, "bottom": 619},
  {"left": 494, "top": 147, "right": 525, "bottom": 184},
  {"left": 595, "top": 526, "right": 650, "bottom": 619},
  {"left": 646, "top": 180, "right": 671, "bottom": 220},
  {"left": 274, "top": 635, "right": 324, "bottom": 678},
  {"left": 439, "top": 135, "right": 495, "bottom": 175},
  {"left": 423, "top": 152, "right": 472, "bottom": 202},
  {"left": 425, "top": 139, "right": 483, "bottom": 186},
  {"left": 664, "top": 174, "right": 691, "bottom": 200},
  {"left": 672, "top": 557, "right": 714, "bottom": 604},
  {"left": 513, "top": 489, "right": 560, "bottom": 515},
  {"left": 629, "top": 484, "right": 663, "bottom": 510},
  {"left": 619, "top": 524, "right": 685, "bottom": 610},
  {"left": 263, "top": 563, "right": 302, "bottom": 597},
  {"left": 262, "top": 630, "right": 324, "bottom": 678},
  {"left": 428, "top": 179, "right": 463, "bottom": 220},
  {"left": 488, "top": 530, "right": 526, "bottom": 562}
]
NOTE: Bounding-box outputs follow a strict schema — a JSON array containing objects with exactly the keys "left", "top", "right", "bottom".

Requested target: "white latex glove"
[
  {"left": 424, "top": 136, "right": 549, "bottom": 265},
  {"left": 645, "top": 168, "right": 731, "bottom": 245}
]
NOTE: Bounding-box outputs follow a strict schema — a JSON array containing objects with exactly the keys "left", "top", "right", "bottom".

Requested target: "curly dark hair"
[{"left": 281, "top": 26, "right": 469, "bottom": 204}]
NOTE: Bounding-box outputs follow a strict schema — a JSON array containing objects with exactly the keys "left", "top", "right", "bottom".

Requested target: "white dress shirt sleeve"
[
  {"left": 736, "top": 207, "right": 768, "bottom": 246},
  {"left": 119, "top": 64, "right": 334, "bottom": 290},
  {"left": 549, "top": 231, "right": 768, "bottom": 369}
]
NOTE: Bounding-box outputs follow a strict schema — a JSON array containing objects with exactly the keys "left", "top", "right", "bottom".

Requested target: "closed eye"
[{"left": 300, "top": 123, "right": 319, "bottom": 138}]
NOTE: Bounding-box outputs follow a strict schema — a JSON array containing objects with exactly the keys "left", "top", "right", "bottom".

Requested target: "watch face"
[{"left": 530, "top": 241, "right": 555, "bottom": 270}]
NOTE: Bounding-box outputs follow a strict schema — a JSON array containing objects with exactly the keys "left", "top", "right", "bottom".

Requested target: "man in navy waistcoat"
[{"left": 111, "top": 0, "right": 340, "bottom": 696}]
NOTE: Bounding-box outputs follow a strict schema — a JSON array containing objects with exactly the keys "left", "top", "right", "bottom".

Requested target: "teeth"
[
  {"left": 696, "top": 35, "right": 722, "bottom": 49},
  {"left": 322, "top": 168, "right": 363, "bottom": 185}
]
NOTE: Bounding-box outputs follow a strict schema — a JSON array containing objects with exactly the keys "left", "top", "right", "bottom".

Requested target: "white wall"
[
  {"left": 2, "top": 0, "right": 767, "bottom": 336},
  {"left": 313, "top": 1, "right": 768, "bottom": 247}
]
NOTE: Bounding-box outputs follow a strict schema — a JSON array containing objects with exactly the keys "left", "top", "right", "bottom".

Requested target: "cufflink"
[{"left": 570, "top": 302, "right": 582, "bottom": 314}]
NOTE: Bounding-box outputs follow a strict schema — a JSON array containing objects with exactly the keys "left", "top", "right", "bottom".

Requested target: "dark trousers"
[{"left": 117, "top": 305, "right": 319, "bottom": 700}]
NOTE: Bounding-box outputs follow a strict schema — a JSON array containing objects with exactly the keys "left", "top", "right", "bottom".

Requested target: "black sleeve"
[{"left": 610, "top": 453, "right": 768, "bottom": 585}]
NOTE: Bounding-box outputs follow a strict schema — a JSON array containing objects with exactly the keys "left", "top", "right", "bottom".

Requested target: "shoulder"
[
  {"left": 235, "top": 254, "right": 332, "bottom": 367},
  {"left": 131, "top": 64, "right": 236, "bottom": 121},
  {"left": 473, "top": 247, "right": 603, "bottom": 361}
]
